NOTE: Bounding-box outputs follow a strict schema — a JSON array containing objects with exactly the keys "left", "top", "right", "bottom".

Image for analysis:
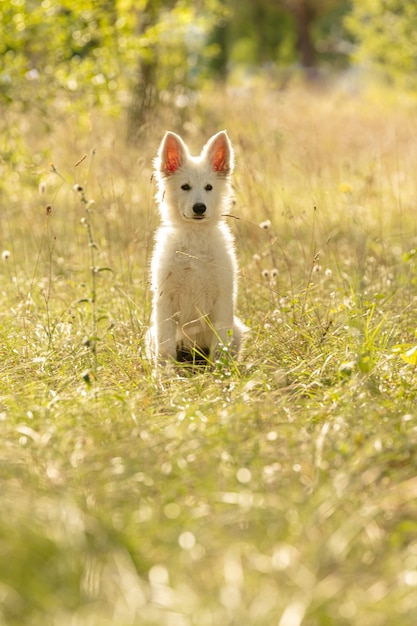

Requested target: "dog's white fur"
[{"left": 146, "top": 130, "right": 247, "bottom": 364}]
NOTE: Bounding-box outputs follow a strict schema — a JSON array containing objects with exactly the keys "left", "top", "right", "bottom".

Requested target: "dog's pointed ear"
[
  {"left": 205, "top": 131, "right": 234, "bottom": 175},
  {"left": 158, "top": 132, "right": 187, "bottom": 176}
]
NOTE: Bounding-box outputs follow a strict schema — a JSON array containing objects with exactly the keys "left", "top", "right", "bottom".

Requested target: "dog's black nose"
[{"left": 193, "top": 203, "right": 206, "bottom": 216}]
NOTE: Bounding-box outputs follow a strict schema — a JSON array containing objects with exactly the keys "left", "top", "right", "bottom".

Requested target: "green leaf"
[
  {"left": 392, "top": 343, "right": 417, "bottom": 365},
  {"left": 403, "top": 249, "right": 416, "bottom": 263},
  {"left": 93, "top": 266, "right": 114, "bottom": 273},
  {"left": 402, "top": 345, "right": 417, "bottom": 366}
]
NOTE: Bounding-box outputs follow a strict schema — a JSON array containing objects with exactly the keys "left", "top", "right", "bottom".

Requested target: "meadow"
[{"left": 1, "top": 82, "right": 417, "bottom": 625}]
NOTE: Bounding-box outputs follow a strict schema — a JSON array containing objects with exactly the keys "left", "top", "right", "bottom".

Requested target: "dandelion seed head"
[
  {"left": 253, "top": 253, "right": 261, "bottom": 262},
  {"left": 262, "top": 269, "right": 269, "bottom": 279},
  {"left": 73, "top": 184, "right": 83, "bottom": 192},
  {"left": 325, "top": 268, "right": 332, "bottom": 277},
  {"left": 272, "top": 310, "right": 283, "bottom": 323},
  {"left": 271, "top": 268, "right": 279, "bottom": 279},
  {"left": 2, "top": 250, "right": 11, "bottom": 261}
]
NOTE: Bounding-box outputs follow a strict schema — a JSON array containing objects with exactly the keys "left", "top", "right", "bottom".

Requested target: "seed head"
[{"left": 259, "top": 219, "right": 271, "bottom": 230}]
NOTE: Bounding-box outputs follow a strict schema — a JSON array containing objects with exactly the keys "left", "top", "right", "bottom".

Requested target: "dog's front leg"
[
  {"left": 210, "top": 300, "right": 235, "bottom": 356},
  {"left": 154, "top": 298, "right": 177, "bottom": 363}
]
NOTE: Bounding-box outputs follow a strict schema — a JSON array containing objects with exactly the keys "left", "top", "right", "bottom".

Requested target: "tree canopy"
[
  {"left": 346, "top": 0, "right": 417, "bottom": 90},
  {"left": 0, "top": 0, "right": 416, "bottom": 127}
]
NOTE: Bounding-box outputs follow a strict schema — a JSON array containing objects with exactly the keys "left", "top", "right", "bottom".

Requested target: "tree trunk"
[
  {"left": 289, "top": 1, "right": 318, "bottom": 76},
  {"left": 127, "top": 2, "right": 159, "bottom": 142},
  {"left": 128, "top": 56, "right": 158, "bottom": 141}
]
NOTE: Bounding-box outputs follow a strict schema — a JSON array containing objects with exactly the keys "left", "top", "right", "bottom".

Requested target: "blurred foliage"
[
  {"left": 1, "top": 0, "right": 417, "bottom": 132},
  {"left": 0, "top": 0, "right": 228, "bottom": 119},
  {"left": 346, "top": 0, "right": 417, "bottom": 89},
  {"left": 0, "top": 0, "right": 136, "bottom": 114},
  {"left": 0, "top": 1, "right": 353, "bottom": 110}
]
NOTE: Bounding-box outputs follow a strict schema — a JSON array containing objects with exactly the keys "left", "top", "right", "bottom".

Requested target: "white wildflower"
[{"left": 259, "top": 219, "right": 271, "bottom": 230}]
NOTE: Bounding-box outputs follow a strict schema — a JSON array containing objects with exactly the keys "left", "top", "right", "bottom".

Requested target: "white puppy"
[{"left": 146, "top": 130, "right": 247, "bottom": 366}]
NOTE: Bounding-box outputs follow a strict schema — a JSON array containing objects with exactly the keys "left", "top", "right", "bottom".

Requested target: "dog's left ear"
[{"left": 205, "top": 131, "right": 234, "bottom": 175}]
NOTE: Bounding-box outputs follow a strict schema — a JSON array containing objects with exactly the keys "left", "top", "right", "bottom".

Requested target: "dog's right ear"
[
  {"left": 158, "top": 132, "right": 187, "bottom": 176},
  {"left": 203, "top": 130, "right": 234, "bottom": 176}
]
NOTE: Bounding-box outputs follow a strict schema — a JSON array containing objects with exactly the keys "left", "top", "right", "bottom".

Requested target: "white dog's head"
[{"left": 154, "top": 130, "right": 234, "bottom": 226}]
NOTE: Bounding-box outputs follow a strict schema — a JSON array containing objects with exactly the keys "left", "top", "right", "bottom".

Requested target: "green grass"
[{"left": 1, "top": 83, "right": 417, "bottom": 625}]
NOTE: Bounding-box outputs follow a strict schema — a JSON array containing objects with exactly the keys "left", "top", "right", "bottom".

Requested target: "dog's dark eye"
[
  {"left": 181, "top": 183, "right": 191, "bottom": 191},
  {"left": 205, "top": 184, "right": 213, "bottom": 191}
]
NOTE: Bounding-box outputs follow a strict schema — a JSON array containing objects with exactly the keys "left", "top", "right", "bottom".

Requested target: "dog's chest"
[
  {"left": 173, "top": 243, "right": 216, "bottom": 290},
  {"left": 161, "top": 232, "right": 224, "bottom": 301}
]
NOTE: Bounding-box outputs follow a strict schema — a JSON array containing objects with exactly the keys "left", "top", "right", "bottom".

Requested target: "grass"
[{"left": 1, "top": 82, "right": 417, "bottom": 625}]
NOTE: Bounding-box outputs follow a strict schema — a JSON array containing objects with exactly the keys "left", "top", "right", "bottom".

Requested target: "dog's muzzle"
[{"left": 192, "top": 203, "right": 206, "bottom": 218}]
